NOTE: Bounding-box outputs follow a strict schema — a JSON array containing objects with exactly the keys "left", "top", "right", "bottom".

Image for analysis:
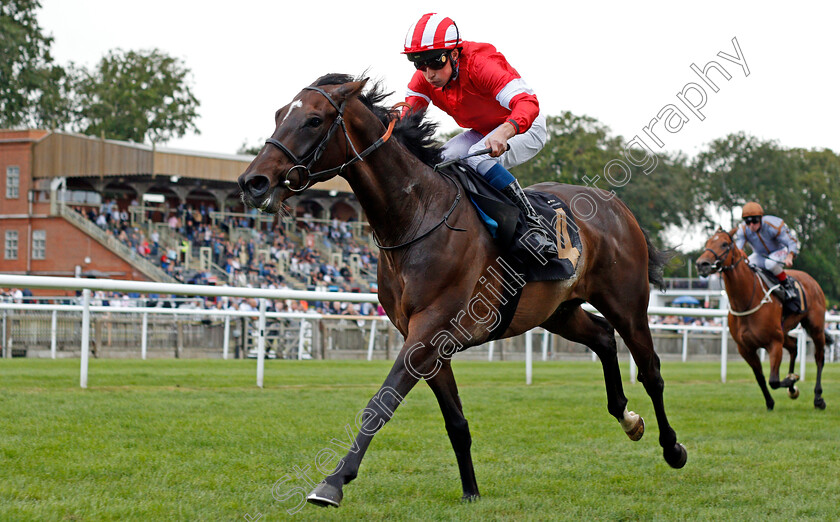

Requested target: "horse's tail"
[{"left": 643, "top": 228, "right": 675, "bottom": 292}]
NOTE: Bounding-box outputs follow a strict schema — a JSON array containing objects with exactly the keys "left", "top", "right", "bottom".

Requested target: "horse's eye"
[
  {"left": 306, "top": 117, "right": 323, "bottom": 128},
  {"left": 721, "top": 242, "right": 729, "bottom": 248}
]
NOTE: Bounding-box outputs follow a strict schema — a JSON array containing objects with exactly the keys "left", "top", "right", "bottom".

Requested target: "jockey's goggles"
[
  {"left": 744, "top": 216, "right": 761, "bottom": 225},
  {"left": 410, "top": 51, "right": 449, "bottom": 72}
]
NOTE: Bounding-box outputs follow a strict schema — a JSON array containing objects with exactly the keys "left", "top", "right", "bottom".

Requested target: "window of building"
[
  {"left": 5, "top": 230, "right": 18, "bottom": 259},
  {"left": 32, "top": 230, "right": 46, "bottom": 260},
  {"left": 6, "top": 166, "right": 20, "bottom": 199}
]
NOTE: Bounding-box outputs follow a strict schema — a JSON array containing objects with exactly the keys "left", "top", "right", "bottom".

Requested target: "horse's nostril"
[{"left": 245, "top": 175, "right": 271, "bottom": 198}]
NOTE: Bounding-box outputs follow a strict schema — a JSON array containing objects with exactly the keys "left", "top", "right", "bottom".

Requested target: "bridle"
[
  {"left": 704, "top": 230, "right": 777, "bottom": 316},
  {"left": 702, "top": 230, "right": 744, "bottom": 273},
  {"left": 264, "top": 86, "right": 397, "bottom": 193},
  {"left": 263, "top": 85, "right": 464, "bottom": 251}
]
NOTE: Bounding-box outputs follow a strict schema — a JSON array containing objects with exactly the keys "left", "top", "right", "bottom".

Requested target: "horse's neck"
[
  {"left": 721, "top": 253, "right": 761, "bottom": 310},
  {"left": 344, "top": 128, "right": 451, "bottom": 248}
]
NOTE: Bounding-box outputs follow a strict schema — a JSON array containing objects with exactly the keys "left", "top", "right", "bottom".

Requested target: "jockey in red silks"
[
  {"left": 401, "top": 13, "right": 557, "bottom": 257},
  {"left": 734, "top": 201, "right": 801, "bottom": 308}
]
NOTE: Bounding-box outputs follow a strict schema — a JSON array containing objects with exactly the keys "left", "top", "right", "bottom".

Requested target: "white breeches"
[
  {"left": 441, "top": 114, "right": 547, "bottom": 174},
  {"left": 749, "top": 248, "right": 788, "bottom": 275}
]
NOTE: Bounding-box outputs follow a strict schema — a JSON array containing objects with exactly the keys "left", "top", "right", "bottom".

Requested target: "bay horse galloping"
[
  {"left": 696, "top": 228, "right": 828, "bottom": 410},
  {"left": 238, "top": 74, "right": 686, "bottom": 508}
]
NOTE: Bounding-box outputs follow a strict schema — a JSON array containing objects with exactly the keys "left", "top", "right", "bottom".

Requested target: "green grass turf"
[{"left": 0, "top": 358, "right": 838, "bottom": 521}]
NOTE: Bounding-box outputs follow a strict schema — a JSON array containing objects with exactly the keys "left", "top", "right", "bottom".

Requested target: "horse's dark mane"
[{"left": 313, "top": 74, "right": 443, "bottom": 166}]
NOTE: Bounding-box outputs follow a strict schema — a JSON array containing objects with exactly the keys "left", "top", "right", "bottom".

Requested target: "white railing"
[{"left": 1, "top": 274, "right": 837, "bottom": 389}]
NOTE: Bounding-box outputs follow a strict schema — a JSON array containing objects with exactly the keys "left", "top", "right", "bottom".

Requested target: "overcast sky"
[{"left": 39, "top": 0, "right": 839, "bottom": 160}]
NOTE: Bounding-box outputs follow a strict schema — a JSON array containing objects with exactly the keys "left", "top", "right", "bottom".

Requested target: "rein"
[
  {"left": 729, "top": 277, "right": 780, "bottom": 317},
  {"left": 264, "top": 86, "right": 397, "bottom": 192},
  {"left": 372, "top": 169, "right": 466, "bottom": 251}
]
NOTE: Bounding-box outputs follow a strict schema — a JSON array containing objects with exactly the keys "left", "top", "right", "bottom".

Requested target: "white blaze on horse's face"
[{"left": 282, "top": 100, "right": 303, "bottom": 123}]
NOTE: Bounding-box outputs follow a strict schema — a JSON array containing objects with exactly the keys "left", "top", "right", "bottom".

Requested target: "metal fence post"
[
  {"left": 256, "top": 299, "right": 266, "bottom": 388},
  {"left": 80, "top": 289, "right": 91, "bottom": 389},
  {"left": 719, "top": 295, "right": 729, "bottom": 383},
  {"left": 141, "top": 312, "right": 148, "bottom": 360},
  {"left": 2, "top": 310, "right": 7, "bottom": 359},
  {"left": 366, "top": 319, "right": 377, "bottom": 361},
  {"left": 51, "top": 310, "right": 58, "bottom": 359},
  {"left": 798, "top": 328, "right": 806, "bottom": 382},
  {"left": 525, "top": 329, "right": 533, "bottom": 385},
  {"left": 299, "top": 319, "right": 308, "bottom": 360},
  {"left": 541, "top": 329, "right": 549, "bottom": 361},
  {"left": 223, "top": 316, "right": 230, "bottom": 360}
]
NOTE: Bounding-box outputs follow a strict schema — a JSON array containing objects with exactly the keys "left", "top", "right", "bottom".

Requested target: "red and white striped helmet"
[{"left": 403, "top": 13, "right": 460, "bottom": 54}]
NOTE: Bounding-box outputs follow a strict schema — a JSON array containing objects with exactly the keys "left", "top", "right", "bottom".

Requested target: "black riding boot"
[
  {"left": 501, "top": 180, "right": 558, "bottom": 257},
  {"left": 779, "top": 277, "right": 801, "bottom": 313},
  {"left": 780, "top": 277, "right": 797, "bottom": 301}
]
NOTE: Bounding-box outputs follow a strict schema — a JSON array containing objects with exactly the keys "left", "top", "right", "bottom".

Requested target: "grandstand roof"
[{"left": 25, "top": 130, "right": 353, "bottom": 193}]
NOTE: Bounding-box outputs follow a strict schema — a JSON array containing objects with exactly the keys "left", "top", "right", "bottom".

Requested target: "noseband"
[
  {"left": 264, "top": 86, "right": 396, "bottom": 192},
  {"left": 702, "top": 231, "right": 743, "bottom": 273}
]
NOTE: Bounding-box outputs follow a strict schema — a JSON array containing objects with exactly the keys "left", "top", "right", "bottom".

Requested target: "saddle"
[
  {"left": 442, "top": 163, "right": 582, "bottom": 283},
  {"left": 440, "top": 163, "right": 583, "bottom": 341},
  {"left": 751, "top": 265, "right": 807, "bottom": 315}
]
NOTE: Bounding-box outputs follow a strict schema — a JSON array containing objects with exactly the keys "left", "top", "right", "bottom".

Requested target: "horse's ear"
[{"left": 334, "top": 78, "right": 369, "bottom": 103}]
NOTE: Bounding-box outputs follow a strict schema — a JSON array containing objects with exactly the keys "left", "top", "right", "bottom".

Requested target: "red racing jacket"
[{"left": 404, "top": 41, "right": 540, "bottom": 136}]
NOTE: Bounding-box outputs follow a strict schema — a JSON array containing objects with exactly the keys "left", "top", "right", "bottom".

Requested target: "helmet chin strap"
[{"left": 443, "top": 50, "right": 460, "bottom": 88}]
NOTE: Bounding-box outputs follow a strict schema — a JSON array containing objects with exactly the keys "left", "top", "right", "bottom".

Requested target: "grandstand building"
[{"left": 0, "top": 129, "right": 371, "bottom": 293}]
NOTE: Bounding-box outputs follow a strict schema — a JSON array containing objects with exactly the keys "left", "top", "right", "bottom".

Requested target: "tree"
[
  {"left": 0, "top": 0, "right": 73, "bottom": 128},
  {"left": 75, "top": 49, "right": 200, "bottom": 144},
  {"left": 512, "top": 112, "right": 697, "bottom": 243},
  {"left": 692, "top": 133, "right": 840, "bottom": 301}
]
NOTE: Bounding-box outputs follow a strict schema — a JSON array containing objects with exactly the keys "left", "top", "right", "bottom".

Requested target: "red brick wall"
[
  {"left": 1, "top": 216, "right": 151, "bottom": 279},
  {"left": 1, "top": 132, "right": 152, "bottom": 296},
  {"left": 0, "top": 137, "right": 34, "bottom": 216}
]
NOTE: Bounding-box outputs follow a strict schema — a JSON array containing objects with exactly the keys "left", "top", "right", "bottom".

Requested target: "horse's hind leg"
[
  {"left": 803, "top": 321, "right": 827, "bottom": 409},
  {"left": 542, "top": 306, "right": 644, "bottom": 441},
  {"left": 426, "top": 359, "right": 480, "bottom": 501},
  {"left": 591, "top": 297, "right": 687, "bottom": 469}
]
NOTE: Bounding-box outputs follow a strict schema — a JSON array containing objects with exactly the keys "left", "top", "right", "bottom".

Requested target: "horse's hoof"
[
  {"left": 620, "top": 409, "right": 644, "bottom": 442},
  {"left": 664, "top": 443, "right": 688, "bottom": 469},
  {"left": 788, "top": 386, "right": 800, "bottom": 399},
  {"left": 786, "top": 373, "right": 800, "bottom": 383},
  {"left": 814, "top": 397, "right": 826, "bottom": 410},
  {"left": 624, "top": 416, "right": 645, "bottom": 442},
  {"left": 766, "top": 399, "right": 775, "bottom": 411},
  {"left": 307, "top": 482, "right": 343, "bottom": 508},
  {"left": 461, "top": 493, "right": 480, "bottom": 503}
]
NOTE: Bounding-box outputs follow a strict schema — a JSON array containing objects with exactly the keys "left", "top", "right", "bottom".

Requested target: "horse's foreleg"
[
  {"left": 783, "top": 334, "right": 798, "bottom": 376},
  {"left": 739, "top": 345, "right": 775, "bottom": 410},
  {"left": 426, "top": 359, "right": 480, "bottom": 501},
  {"left": 767, "top": 340, "right": 799, "bottom": 389},
  {"left": 307, "top": 339, "right": 437, "bottom": 508},
  {"left": 782, "top": 334, "right": 801, "bottom": 399},
  {"left": 542, "top": 307, "right": 641, "bottom": 440}
]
